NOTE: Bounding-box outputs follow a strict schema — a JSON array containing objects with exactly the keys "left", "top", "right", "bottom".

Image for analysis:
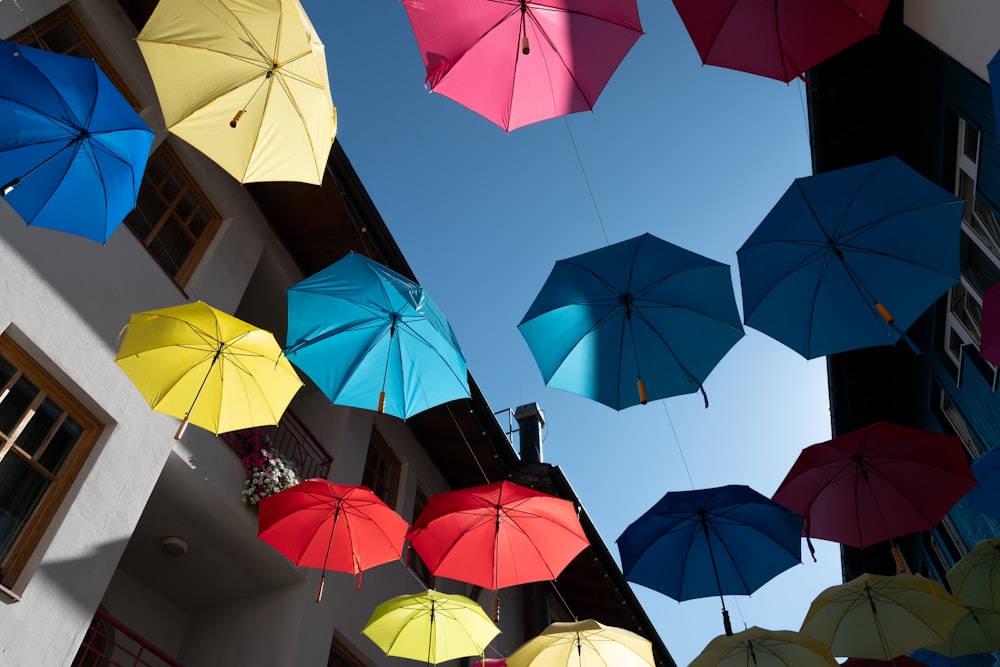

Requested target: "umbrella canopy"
[
  {"left": 136, "top": 0, "right": 336, "bottom": 184},
  {"left": 284, "top": 252, "right": 469, "bottom": 420},
  {"left": 771, "top": 422, "right": 976, "bottom": 551},
  {"left": 737, "top": 156, "right": 963, "bottom": 359},
  {"left": 946, "top": 538, "right": 1000, "bottom": 612},
  {"left": 923, "top": 606, "right": 1000, "bottom": 658},
  {"left": 967, "top": 448, "right": 1000, "bottom": 519},
  {"left": 115, "top": 300, "right": 303, "bottom": 438},
  {"left": 617, "top": 485, "right": 802, "bottom": 634},
  {"left": 978, "top": 282, "right": 1000, "bottom": 366},
  {"left": 518, "top": 233, "right": 745, "bottom": 410},
  {"left": 257, "top": 479, "right": 409, "bottom": 601},
  {"left": 401, "top": 0, "right": 643, "bottom": 132},
  {"left": 362, "top": 589, "right": 500, "bottom": 664},
  {"left": 800, "top": 572, "right": 969, "bottom": 661},
  {"left": 688, "top": 627, "right": 838, "bottom": 667},
  {"left": 407, "top": 480, "right": 588, "bottom": 592},
  {"left": 911, "top": 648, "right": 998, "bottom": 667},
  {"left": 990, "top": 50, "right": 1000, "bottom": 142},
  {"left": 0, "top": 39, "right": 153, "bottom": 243},
  {"left": 671, "top": 0, "right": 891, "bottom": 83},
  {"left": 507, "top": 619, "right": 654, "bottom": 667}
]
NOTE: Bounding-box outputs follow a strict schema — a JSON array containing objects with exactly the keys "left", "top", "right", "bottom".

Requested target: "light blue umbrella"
[
  {"left": 0, "top": 40, "right": 153, "bottom": 243},
  {"left": 284, "top": 252, "right": 469, "bottom": 420},
  {"left": 518, "top": 233, "right": 744, "bottom": 410},
  {"left": 616, "top": 484, "right": 803, "bottom": 635},
  {"left": 911, "top": 648, "right": 998, "bottom": 667},
  {"left": 969, "top": 448, "right": 1000, "bottom": 519},
  {"left": 737, "top": 156, "right": 963, "bottom": 359}
]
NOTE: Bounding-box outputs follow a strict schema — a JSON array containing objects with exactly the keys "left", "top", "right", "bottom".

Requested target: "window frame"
[
  {"left": 0, "top": 335, "right": 102, "bottom": 589},
  {"left": 329, "top": 634, "right": 370, "bottom": 667},
  {"left": 409, "top": 487, "right": 434, "bottom": 587},
  {"left": 124, "top": 142, "right": 223, "bottom": 288}
]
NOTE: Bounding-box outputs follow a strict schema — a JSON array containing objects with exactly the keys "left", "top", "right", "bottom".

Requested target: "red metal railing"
[
  {"left": 221, "top": 411, "right": 332, "bottom": 481},
  {"left": 72, "top": 607, "right": 183, "bottom": 667}
]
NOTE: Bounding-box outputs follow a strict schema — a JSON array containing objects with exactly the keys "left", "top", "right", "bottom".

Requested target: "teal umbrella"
[
  {"left": 284, "top": 252, "right": 469, "bottom": 420},
  {"left": 518, "top": 233, "right": 744, "bottom": 410}
]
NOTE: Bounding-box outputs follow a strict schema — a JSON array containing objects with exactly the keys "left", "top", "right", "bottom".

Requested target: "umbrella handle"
[
  {"left": 378, "top": 391, "right": 386, "bottom": 413},
  {"left": 637, "top": 378, "right": 647, "bottom": 405},
  {"left": 316, "top": 574, "right": 326, "bottom": 603},
  {"left": 722, "top": 608, "right": 733, "bottom": 636},
  {"left": 174, "top": 414, "right": 190, "bottom": 440},
  {"left": 493, "top": 595, "right": 500, "bottom": 623}
]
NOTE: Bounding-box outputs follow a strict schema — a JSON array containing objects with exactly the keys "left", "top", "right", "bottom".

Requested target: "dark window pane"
[
  {"left": 16, "top": 396, "right": 59, "bottom": 458},
  {"left": 964, "top": 125, "right": 980, "bottom": 163},
  {"left": 0, "top": 358, "right": 15, "bottom": 389},
  {"left": 0, "top": 455, "right": 49, "bottom": 565},
  {"left": 38, "top": 417, "right": 82, "bottom": 474},
  {"left": 0, "top": 376, "right": 37, "bottom": 436}
]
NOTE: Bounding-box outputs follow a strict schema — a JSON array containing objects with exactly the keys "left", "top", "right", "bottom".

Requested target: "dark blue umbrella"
[
  {"left": 737, "top": 157, "right": 963, "bottom": 359},
  {"left": 284, "top": 252, "right": 470, "bottom": 420},
  {"left": 616, "top": 484, "right": 803, "bottom": 635},
  {"left": 968, "top": 448, "right": 1000, "bottom": 519},
  {"left": 518, "top": 233, "right": 744, "bottom": 410},
  {"left": 911, "top": 648, "right": 998, "bottom": 667},
  {"left": 990, "top": 49, "right": 1000, "bottom": 141},
  {"left": 0, "top": 40, "right": 153, "bottom": 243}
]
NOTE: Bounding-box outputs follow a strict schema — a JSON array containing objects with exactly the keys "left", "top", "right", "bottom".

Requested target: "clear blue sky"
[{"left": 304, "top": 1, "right": 842, "bottom": 664}]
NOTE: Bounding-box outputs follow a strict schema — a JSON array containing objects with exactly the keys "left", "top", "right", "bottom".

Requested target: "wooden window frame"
[
  {"left": 0, "top": 335, "right": 103, "bottom": 588},
  {"left": 125, "top": 142, "right": 223, "bottom": 288},
  {"left": 361, "top": 429, "right": 400, "bottom": 509}
]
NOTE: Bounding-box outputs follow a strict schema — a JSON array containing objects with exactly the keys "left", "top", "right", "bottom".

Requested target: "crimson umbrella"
[
  {"left": 258, "top": 479, "right": 409, "bottom": 601},
  {"left": 979, "top": 281, "right": 1000, "bottom": 365},
  {"left": 401, "top": 0, "right": 643, "bottom": 132},
  {"left": 671, "top": 0, "right": 891, "bottom": 83},
  {"left": 772, "top": 422, "right": 976, "bottom": 568},
  {"left": 407, "top": 480, "right": 589, "bottom": 618}
]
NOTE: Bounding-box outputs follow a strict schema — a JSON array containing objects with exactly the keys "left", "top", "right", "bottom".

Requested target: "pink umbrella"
[
  {"left": 401, "top": 0, "right": 643, "bottom": 132},
  {"left": 979, "top": 281, "right": 1000, "bottom": 365}
]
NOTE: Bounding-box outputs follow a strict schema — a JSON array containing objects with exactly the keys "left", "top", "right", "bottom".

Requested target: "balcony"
[
  {"left": 72, "top": 607, "right": 183, "bottom": 667},
  {"left": 222, "top": 410, "right": 332, "bottom": 481}
]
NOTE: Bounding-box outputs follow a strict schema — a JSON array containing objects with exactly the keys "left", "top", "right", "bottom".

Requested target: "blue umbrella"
[
  {"left": 989, "top": 49, "right": 1000, "bottom": 141},
  {"left": 0, "top": 40, "right": 153, "bottom": 243},
  {"left": 968, "top": 448, "right": 1000, "bottom": 519},
  {"left": 284, "top": 252, "right": 470, "bottom": 420},
  {"left": 911, "top": 648, "right": 998, "bottom": 667},
  {"left": 518, "top": 233, "right": 744, "bottom": 410},
  {"left": 737, "top": 156, "right": 963, "bottom": 359},
  {"left": 616, "top": 484, "right": 803, "bottom": 636}
]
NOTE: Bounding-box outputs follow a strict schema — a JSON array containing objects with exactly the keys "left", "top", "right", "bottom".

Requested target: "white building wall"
[{"left": 904, "top": 0, "right": 1000, "bottom": 83}]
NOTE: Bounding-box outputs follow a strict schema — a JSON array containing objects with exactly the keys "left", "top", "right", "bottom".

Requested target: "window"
[
  {"left": 0, "top": 335, "right": 102, "bottom": 588},
  {"left": 943, "top": 117, "right": 1000, "bottom": 377},
  {"left": 329, "top": 635, "right": 368, "bottom": 667},
  {"left": 124, "top": 143, "right": 223, "bottom": 287},
  {"left": 938, "top": 388, "right": 985, "bottom": 458},
  {"left": 409, "top": 488, "right": 434, "bottom": 587},
  {"left": 361, "top": 430, "right": 399, "bottom": 508}
]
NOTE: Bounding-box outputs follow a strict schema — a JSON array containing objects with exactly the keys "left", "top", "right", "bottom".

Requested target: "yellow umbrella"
[
  {"left": 362, "top": 589, "right": 500, "bottom": 664},
  {"left": 688, "top": 626, "right": 838, "bottom": 667},
  {"left": 799, "top": 572, "right": 969, "bottom": 661},
  {"left": 507, "top": 619, "right": 654, "bottom": 667},
  {"left": 947, "top": 538, "right": 1000, "bottom": 612},
  {"left": 924, "top": 606, "right": 1000, "bottom": 657},
  {"left": 115, "top": 301, "right": 303, "bottom": 438},
  {"left": 136, "top": 0, "right": 337, "bottom": 184}
]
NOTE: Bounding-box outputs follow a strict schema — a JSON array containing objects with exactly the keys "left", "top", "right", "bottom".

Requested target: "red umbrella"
[
  {"left": 401, "top": 0, "right": 643, "bottom": 132},
  {"left": 258, "top": 479, "right": 409, "bottom": 601},
  {"left": 671, "top": 0, "right": 891, "bottom": 83},
  {"left": 772, "top": 423, "right": 976, "bottom": 565},
  {"left": 979, "top": 281, "right": 1000, "bottom": 365},
  {"left": 407, "top": 480, "right": 589, "bottom": 617}
]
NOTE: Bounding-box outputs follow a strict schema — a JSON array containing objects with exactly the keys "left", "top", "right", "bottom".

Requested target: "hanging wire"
[
  {"left": 660, "top": 402, "right": 695, "bottom": 490},
  {"left": 563, "top": 117, "right": 610, "bottom": 246},
  {"left": 9, "top": 0, "right": 42, "bottom": 46},
  {"left": 446, "top": 403, "right": 491, "bottom": 484}
]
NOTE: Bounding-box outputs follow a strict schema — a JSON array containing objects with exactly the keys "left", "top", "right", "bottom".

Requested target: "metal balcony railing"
[
  {"left": 221, "top": 411, "right": 332, "bottom": 481},
  {"left": 72, "top": 607, "right": 183, "bottom": 667}
]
